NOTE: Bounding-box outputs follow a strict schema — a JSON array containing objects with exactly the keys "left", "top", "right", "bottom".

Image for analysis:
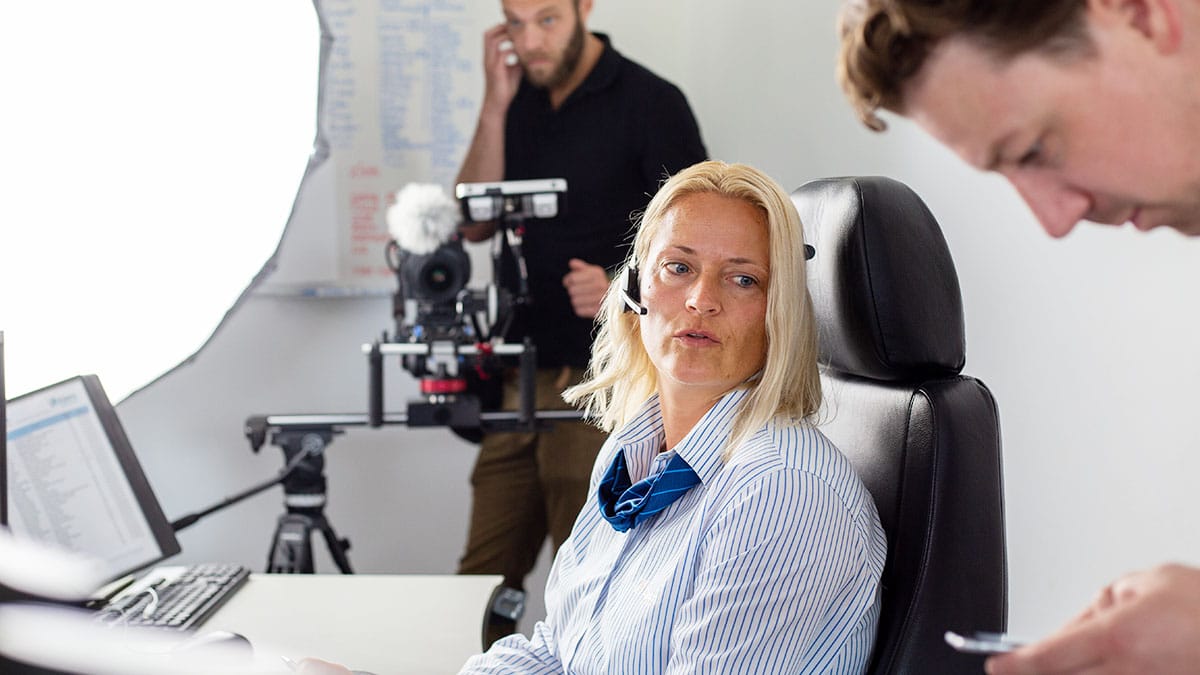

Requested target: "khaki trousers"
[{"left": 457, "top": 366, "right": 608, "bottom": 645}]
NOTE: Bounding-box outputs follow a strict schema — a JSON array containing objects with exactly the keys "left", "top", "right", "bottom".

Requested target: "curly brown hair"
[{"left": 837, "top": 0, "right": 1092, "bottom": 131}]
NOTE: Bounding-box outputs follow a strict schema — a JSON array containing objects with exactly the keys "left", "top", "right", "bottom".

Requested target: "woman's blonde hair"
[{"left": 564, "top": 160, "right": 821, "bottom": 459}]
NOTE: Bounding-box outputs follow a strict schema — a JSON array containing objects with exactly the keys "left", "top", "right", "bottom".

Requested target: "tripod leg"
[
  {"left": 314, "top": 515, "right": 354, "bottom": 574},
  {"left": 268, "top": 513, "right": 317, "bottom": 573}
]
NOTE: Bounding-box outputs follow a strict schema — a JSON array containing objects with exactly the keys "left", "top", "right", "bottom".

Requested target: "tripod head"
[
  {"left": 242, "top": 419, "right": 352, "bottom": 574},
  {"left": 169, "top": 422, "right": 341, "bottom": 534},
  {"left": 269, "top": 428, "right": 339, "bottom": 510}
]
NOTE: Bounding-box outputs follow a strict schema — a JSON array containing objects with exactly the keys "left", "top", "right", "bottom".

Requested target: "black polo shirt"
[{"left": 500, "top": 33, "right": 707, "bottom": 368}]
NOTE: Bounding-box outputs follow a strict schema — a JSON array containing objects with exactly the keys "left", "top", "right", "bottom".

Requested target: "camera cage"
[{"left": 381, "top": 178, "right": 568, "bottom": 428}]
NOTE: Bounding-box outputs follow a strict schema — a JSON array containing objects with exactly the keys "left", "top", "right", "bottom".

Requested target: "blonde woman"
[{"left": 463, "top": 160, "right": 885, "bottom": 673}]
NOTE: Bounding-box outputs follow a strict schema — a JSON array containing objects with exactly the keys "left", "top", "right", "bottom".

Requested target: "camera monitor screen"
[{"left": 4, "top": 375, "right": 180, "bottom": 583}]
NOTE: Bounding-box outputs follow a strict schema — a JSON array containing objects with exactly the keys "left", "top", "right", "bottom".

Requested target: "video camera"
[{"left": 373, "top": 178, "right": 567, "bottom": 432}]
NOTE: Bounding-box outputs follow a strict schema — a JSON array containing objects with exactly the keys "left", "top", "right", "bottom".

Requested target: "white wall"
[{"left": 110, "top": 0, "right": 1200, "bottom": 647}]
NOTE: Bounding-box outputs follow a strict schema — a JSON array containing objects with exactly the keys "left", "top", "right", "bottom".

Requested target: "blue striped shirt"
[{"left": 460, "top": 388, "right": 886, "bottom": 674}]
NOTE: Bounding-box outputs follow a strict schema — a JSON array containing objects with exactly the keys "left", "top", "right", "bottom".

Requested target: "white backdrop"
[
  {"left": 103, "top": 0, "right": 1200, "bottom": 646},
  {"left": 0, "top": 1, "right": 316, "bottom": 401}
]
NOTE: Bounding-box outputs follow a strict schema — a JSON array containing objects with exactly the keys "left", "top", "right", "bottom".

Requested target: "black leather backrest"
[
  {"left": 793, "top": 177, "right": 1007, "bottom": 674},
  {"left": 821, "top": 375, "right": 1006, "bottom": 673},
  {"left": 796, "top": 177, "right": 965, "bottom": 382}
]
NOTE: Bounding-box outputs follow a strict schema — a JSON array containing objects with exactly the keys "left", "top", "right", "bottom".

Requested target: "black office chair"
[{"left": 793, "top": 176, "right": 1007, "bottom": 674}]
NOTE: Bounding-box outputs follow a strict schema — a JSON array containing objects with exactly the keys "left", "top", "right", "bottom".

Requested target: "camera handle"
[
  {"left": 493, "top": 216, "right": 531, "bottom": 306},
  {"left": 170, "top": 422, "right": 354, "bottom": 574},
  {"left": 168, "top": 437, "right": 315, "bottom": 533}
]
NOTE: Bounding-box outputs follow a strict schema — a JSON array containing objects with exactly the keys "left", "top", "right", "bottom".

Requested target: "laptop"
[{"left": 4, "top": 374, "right": 247, "bottom": 625}]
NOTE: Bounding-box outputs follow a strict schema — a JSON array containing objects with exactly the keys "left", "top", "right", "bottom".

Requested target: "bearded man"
[{"left": 454, "top": 0, "right": 707, "bottom": 645}]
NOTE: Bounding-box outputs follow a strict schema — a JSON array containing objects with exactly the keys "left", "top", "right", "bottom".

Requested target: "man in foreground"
[{"left": 837, "top": 0, "right": 1200, "bottom": 672}]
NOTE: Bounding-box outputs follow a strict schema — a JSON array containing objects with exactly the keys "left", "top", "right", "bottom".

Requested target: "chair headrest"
[{"left": 793, "top": 176, "right": 965, "bottom": 381}]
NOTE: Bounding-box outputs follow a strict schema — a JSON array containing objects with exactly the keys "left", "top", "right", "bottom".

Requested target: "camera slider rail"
[
  {"left": 365, "top": 337, "right": 577, "bottom": 433},
  {"left": 242, "top": 408, "right": 584, "bottom": 453}
]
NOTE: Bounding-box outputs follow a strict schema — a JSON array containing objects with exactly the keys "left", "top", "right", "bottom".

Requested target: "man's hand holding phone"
[
  {"left": 482, "top": 24, "right": 522, "bottom": 114},
  {"left": 983, "top": 564, "right": 1200, "bottom": 675}
]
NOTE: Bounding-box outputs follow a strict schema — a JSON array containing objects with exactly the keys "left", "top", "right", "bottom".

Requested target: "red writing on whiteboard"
[{"left": 350, "top": 163, "right": 380, "bottom": 178}]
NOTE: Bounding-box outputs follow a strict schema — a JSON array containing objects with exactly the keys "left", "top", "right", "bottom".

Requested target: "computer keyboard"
[{"left": 93, "top": 563, "right": 250, "bottom": 631}]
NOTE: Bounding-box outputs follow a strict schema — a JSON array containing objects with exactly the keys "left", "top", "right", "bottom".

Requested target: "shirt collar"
[
  {"left": 519, "top": 32, "right": 619, "bottom": 112},
  {"left": 570, "top": 32, "right": 619, "bottom": 102},
  {"left": 611, "top": 388, "right": 750, "bottom": 486}
]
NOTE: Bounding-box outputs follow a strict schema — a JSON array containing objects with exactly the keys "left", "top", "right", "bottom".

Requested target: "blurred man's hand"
[{"left": 987, "top": 564, "right": 1200, "bottom": 674}]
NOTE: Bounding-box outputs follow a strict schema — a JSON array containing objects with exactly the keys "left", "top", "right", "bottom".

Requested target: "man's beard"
[{"left": 525, "top": 17, "right": 585, "bottom": 90}]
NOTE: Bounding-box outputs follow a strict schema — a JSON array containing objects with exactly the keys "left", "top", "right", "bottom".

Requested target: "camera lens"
[
  {"left": 423, "top": 264, "right": 454, "bottom": 293},
  {"left": 401, "top": 243, "right": 471, "bottom": 305}
]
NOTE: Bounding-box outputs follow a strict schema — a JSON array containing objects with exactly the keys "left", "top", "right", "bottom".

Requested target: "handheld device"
[
  {"left": 944, "top": 630, "right": 1026, "bottom": 654},
  {"left": 498, "top": 39, "right": 518, "bottom": 66}
]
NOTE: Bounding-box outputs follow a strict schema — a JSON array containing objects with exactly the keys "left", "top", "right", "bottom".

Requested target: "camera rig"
[
  {"left": 377, "top": 177, "right": 569, "bottom": 433},
  {"left": 169, "top": 177, "right": 586, "bottom": 650}
]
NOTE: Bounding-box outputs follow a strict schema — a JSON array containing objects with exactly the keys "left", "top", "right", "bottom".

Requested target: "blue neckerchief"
[{"left": 597, "top": 449, "right": 700, "bottom": 532}]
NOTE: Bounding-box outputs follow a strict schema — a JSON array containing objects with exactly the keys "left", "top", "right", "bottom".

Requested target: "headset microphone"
[{"left": 621, "top": 267, "right": 648, "bottom": 315}]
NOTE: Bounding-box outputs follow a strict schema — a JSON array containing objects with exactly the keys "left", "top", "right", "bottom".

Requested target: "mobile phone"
[
  {"left": 944, "top": 630, "right": 1026, "bottom": 654},
  {"left": 498, "top": 39, "right": 519, "bottom": 66}
]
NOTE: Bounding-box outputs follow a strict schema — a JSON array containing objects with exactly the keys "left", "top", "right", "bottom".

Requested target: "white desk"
[
  {"left": 205, "top": 573, "right": 503, "bottom": 674},
  {"left": 0, "top": 573, "right": 502, "bottom": 674}
]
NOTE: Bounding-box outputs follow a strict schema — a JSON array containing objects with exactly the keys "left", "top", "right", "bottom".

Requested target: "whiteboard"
[{"left": 261, "top": 0, "right": 493, "bottom": 295}]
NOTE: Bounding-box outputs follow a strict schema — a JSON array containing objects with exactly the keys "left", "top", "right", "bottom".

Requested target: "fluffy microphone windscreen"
[{"left": 386, "top": 183, "right": 460, "bottom": 255}]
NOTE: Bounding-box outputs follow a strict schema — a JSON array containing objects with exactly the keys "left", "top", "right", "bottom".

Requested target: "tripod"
[
  {"left": 265, "top": 428, "right": 353, "bottom": 574},
  {"left": 172, "top": 418, "right": 360, "bottom": 574}
]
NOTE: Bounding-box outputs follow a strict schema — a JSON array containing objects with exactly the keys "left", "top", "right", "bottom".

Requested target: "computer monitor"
[{"left": 4, "top": 374, "right": 180, "bottom": 583}]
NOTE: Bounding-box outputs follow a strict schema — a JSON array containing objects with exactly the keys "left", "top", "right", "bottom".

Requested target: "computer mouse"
[{"left": 172, "top": 629, "right": 254, "bottom": 659}]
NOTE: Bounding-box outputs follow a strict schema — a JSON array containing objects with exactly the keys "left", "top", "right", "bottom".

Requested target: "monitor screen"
[{"left": 4, "top": 375, "right": 179, "bottom": 583}]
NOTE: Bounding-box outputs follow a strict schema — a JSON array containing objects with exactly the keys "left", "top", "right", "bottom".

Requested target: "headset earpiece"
[
  {"left": 621, "top": 266, "right": 647, "bottom": 315},
  {"left": 625, "top": 268, "right": 640, "bottom": 303}
]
